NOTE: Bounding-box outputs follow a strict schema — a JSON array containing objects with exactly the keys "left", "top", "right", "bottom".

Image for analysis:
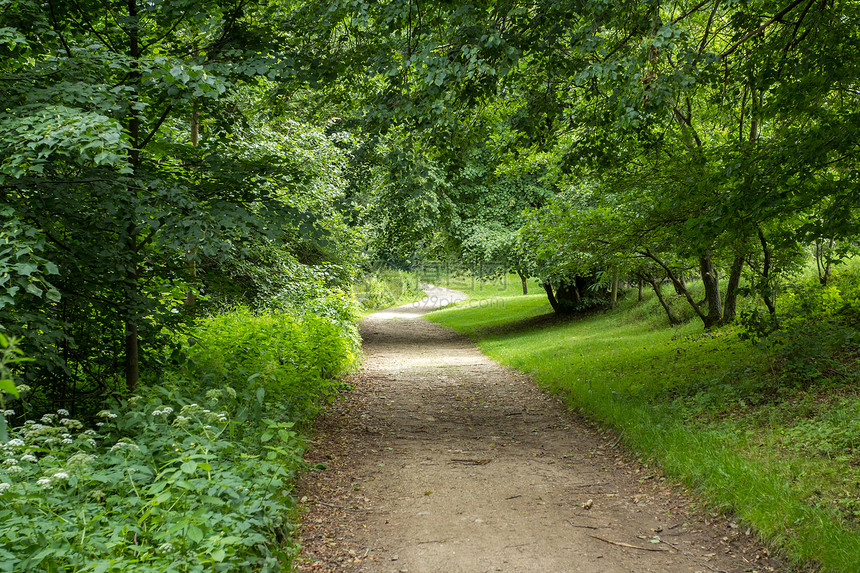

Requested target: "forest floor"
[{"left": 294, "top": 286, "right": 782, "bottom": 573}]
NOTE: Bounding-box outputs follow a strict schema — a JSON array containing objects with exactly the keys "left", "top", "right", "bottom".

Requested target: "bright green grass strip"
[{"left": 428, "top": 296, "right": 860, "bottom": 572}]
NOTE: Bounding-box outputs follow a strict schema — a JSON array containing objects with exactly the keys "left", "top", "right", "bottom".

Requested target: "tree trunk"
[
  {"left": 641, "top": 274, "right": 681, "bottom": 326},
  {"left": 610, "top": 272, "right": 619, "bottom": 309},
  {"left": 543, "top": 283, "right": 560, "bottom": 313},
  {"left": 721, "top": 252, "right": 745, "bottom": 325},
  {"left": 125, "top": 322, "right": 139, "bottom": 392},
  {"left": 698, "top": 252, "right": 723, "bottom": 329},
  {"left": 517, "top": 269, "right": 528, "bottom": 295},
  {"left": 816, "top": 238, "right": 834, "bottom": 286},
  {"left": 641, "top": 249, "right": 708, "bottom": 325},
  {"left": 757, "top": 227, "right": 776, "bottom": 316},
  {"left": 124, "top": 0, "right": 141, "bottom": 391}
]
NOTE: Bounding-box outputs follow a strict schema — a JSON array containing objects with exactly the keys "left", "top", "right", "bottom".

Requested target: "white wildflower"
[
  {"left": 6, "top": 438, "right": 24, "bottom": 448},
  {"left": 61, "top": 439, "right": 73, "bottom": 444},
  {"left": 6, "top": 465, "right": 21, "bottom": 473},
  {"left": 152, "top": 409, "right": 164, "bottom": 416},
  {"left": 3, "top": 409, "right": 14, "bottom": 417},
  {"left": 3, "top": 458, "right": 17, "bottom": 466},
  {"left": 24, "top": 420, "right": 35, "bottom": 425},
  {"left": 96, "top": 410, "right": 117, "bottom": 419},
  {"left": 60, "top": 418, "right": 83, "bottom": 430},
  {"left": 110, "top": 440, "right": 140, "bottom": 453},
  {"left": 56, "top": 409, "right": 70, "bottom": 417},
  {"left": 88, "top": 439, "right": 96, "bottom": 447},
  {"left": 95, "top": 422, "right": 104, "bottom": 427},
  {"left": 40, "top": 414, "right": 55, "bottom": 424},
  {"left": 61, "top": 433, "right": 71, "bottom": 440},
  {"left": 20, "top": 454, "right": 36, "bottom": 463},
  {"left": 0, "top": 483, "right": 10, "bottom": 493},
  {"left": 161, "top": 406, "right": 173, "bottom": 415},
  {"left": 83, "top": 429, "right": 97, "bottom": 436},
  {"left": 158, "top": 542, "right": 174, "bottom": 553},
  {"left": 36, "top": 477, "right": 52, "bottom": 488},
  {"left": 52, "top": 471, "right": 69, "bottom": 480},
  {"left": 16, "top": 384, "right": 31, "bottom": 394}
]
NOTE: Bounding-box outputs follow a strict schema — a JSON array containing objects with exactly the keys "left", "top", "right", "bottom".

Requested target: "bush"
[
  {"left": 740, "top": 267, "right": 860, "bottom": 387},
  {"left": 180, "top": 309, "right": 357, "bottom": 424},
  {"left": 0, "top": 306, "right": 359, "bottom": 571}
]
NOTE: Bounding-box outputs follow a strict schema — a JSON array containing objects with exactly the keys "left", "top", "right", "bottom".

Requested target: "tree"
[{"left": 0, "top": 1, "right": 357, "bottom": 412}]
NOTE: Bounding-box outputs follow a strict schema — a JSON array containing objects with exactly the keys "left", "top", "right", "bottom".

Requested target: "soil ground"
[{"left": 295, "top": 286, "right": 782, "bottom": 573}]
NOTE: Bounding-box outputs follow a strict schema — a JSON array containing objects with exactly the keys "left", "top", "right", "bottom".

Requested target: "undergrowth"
[
  {"left": 0, "top": 309, "right": 358, "bottom": 572},
  {"left": 428, "top": 269, "right": 860, "bottom": 572}
]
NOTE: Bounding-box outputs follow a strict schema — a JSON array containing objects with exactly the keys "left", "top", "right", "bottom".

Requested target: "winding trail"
[{"left": 296, "top": 287, "right": 779, "bottom": 572}]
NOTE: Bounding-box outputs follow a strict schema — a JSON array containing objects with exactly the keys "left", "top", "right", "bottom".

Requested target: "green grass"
[{"left": 428, "top": 290, "right": 860, "bottom": 572}]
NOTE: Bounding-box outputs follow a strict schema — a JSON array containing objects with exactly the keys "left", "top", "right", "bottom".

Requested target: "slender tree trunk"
[
  {"left": 517, "top": 269, "right": 528, "bottom": 295},
  {"left": 641, "top": 250, "right": 708, "bottom": 325},
  {"left": 124, "top": 0, "right": 141, "bottom": 392},
  {"left": 125, "top": 323, "right": 139, "bottom": 392},
  {"left": 757, "top": 227, "right": 776, "bottom": 316},
  {"left": 191, "top": 101, "right": 199, "bottom": 147},
  {"left": 698, "top": 252, "right": 723, "bottom": 329},
  {"left": 816, "top": 238, "right": 834, "bottom": 286},
  {"left": 721, "top": 252, "right": 745, "bottom": 325},
  {"left": 642, "top": 274, "right": 681, "bottom": 326},
  {"left": 610, "top": 272, "right": 619, "bottom": 309}
]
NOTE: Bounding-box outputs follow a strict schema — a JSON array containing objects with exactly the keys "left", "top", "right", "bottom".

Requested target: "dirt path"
[{"left": 296, "top": 287, "right": 779, "bottom": 572}]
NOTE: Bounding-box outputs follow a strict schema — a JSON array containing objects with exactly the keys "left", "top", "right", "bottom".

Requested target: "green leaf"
[
  {"left": 187, "top": 524, "right": 203, "bottom": 543},
  {"left": 24, "top": 283, "right": 43, "bottom": 297},
  {"left": 181, "top": 460, "right": 198, "bottom": 474},
  {"left": 0, "top": 379, "right": 18, "bottom": 397},
  {"left": 211, "top": 549, "right": 226, "bottom": 562}
]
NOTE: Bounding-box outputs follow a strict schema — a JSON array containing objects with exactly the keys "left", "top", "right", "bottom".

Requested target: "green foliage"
[
  {"left": 0, "top": 303, "right": 359, "bottom": 571},
  {"left": 740, "top": 265, "right": 860, "bottom": 388},
  {"left": 181, "top": 309, "right": 358, "bottom": 424},
  {"left": 352, "top": 269, "right": 425, "bottom": 313},
  {"left": 0, "top": 0, "right": 362, "bottom": 410},
  {"left": 0, "top": 395, "right": 297, "bottom": 572}
]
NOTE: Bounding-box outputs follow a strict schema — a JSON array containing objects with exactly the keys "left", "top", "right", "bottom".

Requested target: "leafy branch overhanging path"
[{"left": 296, "top": 286, "right": 778, "bottom": 572}]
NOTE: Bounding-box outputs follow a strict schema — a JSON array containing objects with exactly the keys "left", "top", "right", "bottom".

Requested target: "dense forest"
[{"left": 1, "top": 0, "right": 858, "bottom": 570}]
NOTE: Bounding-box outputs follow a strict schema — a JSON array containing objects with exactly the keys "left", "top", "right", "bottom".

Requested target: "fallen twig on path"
[
  {"left": 568, "top": 521, "right": 601, "bottom": 530},
  {"left": 450, "top": 458, "right": 492, "bottom": 465},
  {"left": 588, "top": 535, "right": 671, "bottom": 552}
]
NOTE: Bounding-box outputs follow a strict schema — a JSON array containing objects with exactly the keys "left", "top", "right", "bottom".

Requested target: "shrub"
[
  {"left": 0, "top": 305, "right": 360, "bottom": 571},
  {"left": 0, "top": 393, "right": 300, "bottom": 572},
  {"left": 180, "top": 309, "right": 358, "bottom": 424}
]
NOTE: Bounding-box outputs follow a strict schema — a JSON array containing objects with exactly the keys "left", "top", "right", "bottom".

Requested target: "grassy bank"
[{"left": 427, "top": 287, "right": 860, "bottom": 572}]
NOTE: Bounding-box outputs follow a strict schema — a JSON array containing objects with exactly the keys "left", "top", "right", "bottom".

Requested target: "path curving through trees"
[{"left": 296, "top": 287, "right": 778, "bottom": 572}]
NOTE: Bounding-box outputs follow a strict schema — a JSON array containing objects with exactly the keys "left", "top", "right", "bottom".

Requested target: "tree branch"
[{"left": 721, "top": 0, "right": 808, "bottom": 58}]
